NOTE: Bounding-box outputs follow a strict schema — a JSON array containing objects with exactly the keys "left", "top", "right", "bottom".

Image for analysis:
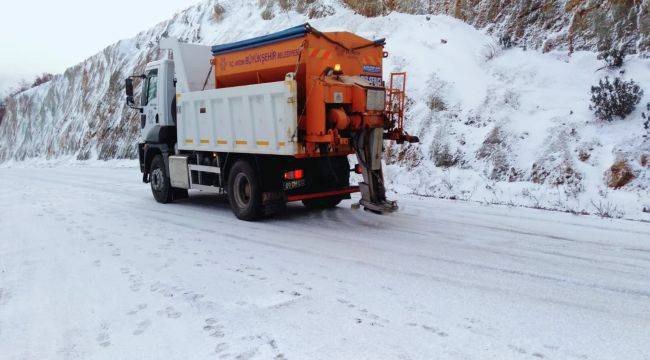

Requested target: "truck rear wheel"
[
  {"left": 227, "top": 160, "right": 263, "bottom": 221},
  {"left": 150, "top": 154, "right": 174, "bottom": 203},
  {"left": 302, "top": 196, "right": 343, "bottom": 210}
]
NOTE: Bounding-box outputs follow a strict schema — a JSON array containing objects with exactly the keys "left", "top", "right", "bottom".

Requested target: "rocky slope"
[
  {"left": 264, "top": 0, "right": 649, "bottom": 54},
  {"left": 0, "top": 0, "right": 648, "bottom": 219}
]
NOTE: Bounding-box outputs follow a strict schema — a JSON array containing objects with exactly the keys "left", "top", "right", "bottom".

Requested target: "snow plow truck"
[{"left": 125, "top": 23, "right": 418, "bottom": 220}]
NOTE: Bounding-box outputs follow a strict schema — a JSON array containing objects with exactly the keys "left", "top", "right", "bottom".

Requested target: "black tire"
[
  {"left": 302, "top": 196, "right": 343, "bottom": 210},
  {"left": 150, "top": 154, "right": 174, "bottom": 203},
  {"left": 227, "top": 160, "right": 263, "bottom": 221}
]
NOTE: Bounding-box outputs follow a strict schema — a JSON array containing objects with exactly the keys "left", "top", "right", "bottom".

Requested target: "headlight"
[{"left": 366, "top": 89, "right": 386, "bottom": 111}]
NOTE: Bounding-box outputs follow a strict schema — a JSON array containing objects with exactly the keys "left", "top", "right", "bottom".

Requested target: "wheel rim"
[
  {"left": 151, "top": 168, "right": 165, "bottom": 192},
  {"left": 233, "top": 172, "right": 252, "bottom": 209}
]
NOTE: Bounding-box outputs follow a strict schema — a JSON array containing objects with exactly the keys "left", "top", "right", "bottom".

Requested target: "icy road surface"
[{"left": 1, "top": 165, "right": 649, "bottom": 360}]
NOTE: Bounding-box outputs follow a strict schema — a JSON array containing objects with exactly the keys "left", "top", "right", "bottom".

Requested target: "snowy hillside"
[{"left": 0, "top": 0, "right": 648, "bottom": 219}]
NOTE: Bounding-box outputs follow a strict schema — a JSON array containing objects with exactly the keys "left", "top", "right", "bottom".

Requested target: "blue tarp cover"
[{"left": 211, "top": 23, "right": 310, "bottom": 55}]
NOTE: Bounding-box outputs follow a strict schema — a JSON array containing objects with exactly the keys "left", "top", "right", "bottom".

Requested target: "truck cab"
[{"left": 139, "top": 60, "right": 176, "bottom": 144}]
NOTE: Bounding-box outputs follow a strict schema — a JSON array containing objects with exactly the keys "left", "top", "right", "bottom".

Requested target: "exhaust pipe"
[{"left": 352, "top": 128, "right": 398, "bottom": 213}]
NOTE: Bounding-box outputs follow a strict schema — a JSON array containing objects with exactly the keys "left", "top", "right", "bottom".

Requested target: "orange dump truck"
[{"left": 126, "top": 23, "right": 418, "bottom": 220}]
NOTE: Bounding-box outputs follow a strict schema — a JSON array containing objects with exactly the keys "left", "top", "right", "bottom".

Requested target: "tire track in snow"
[{"left": 5, "top": 169, "right": 650, "bottom": 321}]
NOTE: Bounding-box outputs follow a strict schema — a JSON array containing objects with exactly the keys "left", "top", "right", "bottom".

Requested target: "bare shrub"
[
  {"left": 578, "top": 149, "right": 590, "bottom": 162},
  {"left": 590, "top": 199, "right": 622, "bottom": 218},
  {"left": 308, "top": 5, "right": 335, "bottom": 18},
  {"left": 464, "top": 111, "right": 490, "bottom": 127},
  {"left": 31, "top": 73, "right": 54, "bottom": 88},
  {"left": 482, "top": 42, "right": 501, "bottom": 61},
  {"left": 590, "top": 77, "right": 643, "bottom": 121},
  {"left": 212, "top": 3, "right": 226, "bottom": 23},
  {"left": 502, "top": 89, "right": 520, "bottom": 110},
  {"left": 605, "top": 159, "right": 635, "bottom": 189},
  {"left": 342, "top": 0, "right": 421, "bottom": 17},
  {"left": 342, "top": 0, "right": 382, "bottom": 16},
  {"left": 261, "top": 6, "right": 274, "bottom": 20},
  {"left": 278, "top": 0, "right": 292, "bottom": 10},
  {"left": 531, "top": 160, "right": 582, "bottom": 189},
  {"left": 428, "top": 95, "right": 447, "bottom": 112},
  {"left": 385, "top": 142, "right": 422, "bottom": 169}
]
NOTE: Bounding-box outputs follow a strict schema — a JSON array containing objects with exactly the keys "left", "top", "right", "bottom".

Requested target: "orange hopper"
[{"left": 211, "top": 23, "right": 418, "bottom": 212}]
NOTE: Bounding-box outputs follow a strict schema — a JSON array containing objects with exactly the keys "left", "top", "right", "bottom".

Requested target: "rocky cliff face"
[{"left": 339, "top": 0, "right": 650, "bottom": 54}]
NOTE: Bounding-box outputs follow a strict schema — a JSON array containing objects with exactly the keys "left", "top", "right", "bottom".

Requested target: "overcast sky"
[{"left": 0, "top": 0, "right": 200, "bottom": 94}]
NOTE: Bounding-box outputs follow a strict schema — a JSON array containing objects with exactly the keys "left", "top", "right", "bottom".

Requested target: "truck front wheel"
[
  {"left": 150, "top": 154, "right": 174, "bottom": 203},
  {"left": 227, "top": 160, "right": 263, "bottom": 221}
]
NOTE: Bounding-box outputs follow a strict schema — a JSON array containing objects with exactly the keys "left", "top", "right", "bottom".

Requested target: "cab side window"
[{"left": 142, "top": 69, "right": 158, "bottom": 106}]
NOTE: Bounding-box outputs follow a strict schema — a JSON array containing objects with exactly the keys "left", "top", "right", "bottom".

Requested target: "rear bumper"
[{"left": 286, "top": 186, "right": 359, "bottom": 202}]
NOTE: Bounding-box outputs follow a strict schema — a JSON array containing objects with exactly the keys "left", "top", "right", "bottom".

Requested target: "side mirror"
[
  {"left": 125, "top": 78, "right": 134, "bottom": 98},
  {"left": 125, "top": 76, "right": 144, "bottom": 111},
  {"left": 125, "top": 78, "right": 135, "bottom": 106}
]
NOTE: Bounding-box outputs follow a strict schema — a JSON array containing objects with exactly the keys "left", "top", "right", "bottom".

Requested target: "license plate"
[{"left": 283, "top": 179, "right": 306, "bottom": 190}]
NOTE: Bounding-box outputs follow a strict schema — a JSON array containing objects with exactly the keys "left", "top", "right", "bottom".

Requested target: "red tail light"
[
  {"left": 284, "top": 169, "right": 304, "bottom": 180},
  {"left": 354, "top": 164, "right": 363, "bottom": 174}
]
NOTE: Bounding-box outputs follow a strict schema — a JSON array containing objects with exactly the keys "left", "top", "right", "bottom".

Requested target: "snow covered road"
[{"left": 1, "top": 165, "right": 649, "bottom": 359}]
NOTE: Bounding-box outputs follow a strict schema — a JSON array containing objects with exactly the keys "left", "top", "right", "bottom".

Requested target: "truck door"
[{"left": 141, "top": 68, "right": 159, "bottom": 142}]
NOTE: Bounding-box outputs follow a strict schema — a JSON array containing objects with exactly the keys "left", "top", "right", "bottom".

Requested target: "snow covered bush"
[
  {"left": 498, "top": 34, "right": 514, "bottom": 49},
  {"left": 476, "top": 126, "right": 519, "bottom": 181},
  {"left": 597, "top": 48, "right": 625, "bottom": 69},
  {"left": 306, "top": 4, "right": 335, "bottom": 18},
  {"left": 425, "top": 74, "right": 449, "bottom": 112},
  {"left": 385, "top": 142, "right": 422, "bottom": 169},
  {"left": 430, "top": 121, "right": 462, "bottom": 168},
  {"left": 31, "top": 73, "right": 54, "bottom": 88},
  {"left": 431, "top": 142, "right": 461, "bottom": 168},
  {"left": 590, "top": 77, "right": 643, "bottom": 121},
  {"left": 530, "top": 129, "right": 584, "bottom": 196},
  {"left": 428, "top": 95, "right": 447, "bottom": 112}
]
